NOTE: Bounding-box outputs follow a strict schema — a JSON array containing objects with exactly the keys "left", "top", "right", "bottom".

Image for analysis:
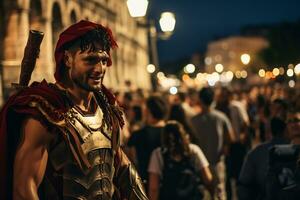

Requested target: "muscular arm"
[{"left": 13, "top": 118, "right": 52, "bottom": 200}]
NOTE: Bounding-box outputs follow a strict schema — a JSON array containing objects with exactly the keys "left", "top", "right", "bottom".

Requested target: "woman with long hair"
[
  {"left": 169, "top": 104, "right": 196, "bottom": 142},
  {"left": 148, "top": 121, "right": 214, "bottom": 200}
]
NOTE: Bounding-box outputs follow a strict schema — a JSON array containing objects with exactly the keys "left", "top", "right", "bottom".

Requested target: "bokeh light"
[
  {"left": 240, "top": 54, "right": 251, "bottom": 65},
  {"left": 147, "top": 64, "right": 155, "bottom": 73},
  {"left": 288, "top": 80, "right": 295, "bottom": 88},
  {"left": 272, "top": 68, "right": 280, "bottom": 76},
  {"left": 287, "top": 69, "right": 294, "bottom": 77},
  {"left": 215, "top": 64, "right": 224, "bottom": 73},
  {"left": 169, "top": 86, "right": 178, "bottom": 94},
  {"left": 258, "top": 69, "right": 266, "bottom": 77}
]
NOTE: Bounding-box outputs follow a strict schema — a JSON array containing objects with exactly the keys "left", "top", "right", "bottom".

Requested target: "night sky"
[{"left": 148, "top": 0, "right": 300, "bottom": 65}]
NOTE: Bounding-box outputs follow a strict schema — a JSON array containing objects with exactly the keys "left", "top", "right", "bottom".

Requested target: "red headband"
[{"left": 54, "top": 20, "right": 117, "bottom": 81}]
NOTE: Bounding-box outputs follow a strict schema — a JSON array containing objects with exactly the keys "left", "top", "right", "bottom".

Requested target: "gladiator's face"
[{"left": 65, "top": 43, "right": 109, "bottom": 91}]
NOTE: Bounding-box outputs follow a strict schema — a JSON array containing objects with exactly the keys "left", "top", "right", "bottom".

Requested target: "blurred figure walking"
[
  {"left": 191, "top": 87, "right": 235, "bottom": 200},
  {"left": 216, "top": 87, "right": 249, "bottom": 200},
  {"left": 148, "top": 121, "right": 214, "bottom": 200}
]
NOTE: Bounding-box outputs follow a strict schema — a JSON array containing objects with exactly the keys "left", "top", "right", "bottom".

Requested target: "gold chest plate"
[{"left": 70, "top": 106, "right": 112, "bottom": 155}]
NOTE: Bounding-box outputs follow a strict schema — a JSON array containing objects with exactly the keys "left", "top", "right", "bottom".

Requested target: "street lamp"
[
  {"left": 241, "top": 53, "right": 251, "bottom": 65},
  {"left": 158, "top": 12, "right": 176, "bottom": 39},
  {"left": 127, "top": 0, "right": 176, "bottom": 91},
  {"left": 126, "top": 0, "right": 149, "bottom": 18}
]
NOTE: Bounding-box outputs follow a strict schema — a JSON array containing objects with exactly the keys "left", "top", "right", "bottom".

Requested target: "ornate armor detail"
[
  {"left": 63, "top": 149, "right": 115, "bottom": 200},
  {"left": 68, "top": 106, "right": 112, "bottom": 154},
  {"left": 51, "top": 104, "right": 116, "bottom": 200}
]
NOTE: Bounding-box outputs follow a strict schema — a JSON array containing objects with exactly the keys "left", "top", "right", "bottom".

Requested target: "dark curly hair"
[
  {"left": 64, "top": 27, "right": 115, "bottom": 52},
  {"left": 162, "top": 120, "right": 191, "bottom": 158}
]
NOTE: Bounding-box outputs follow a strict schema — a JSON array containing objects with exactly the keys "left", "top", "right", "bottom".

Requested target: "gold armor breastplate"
[
  {"left": 70, "top": 106, "right": 112, "bottom": 153},
  {"left": 51, "top": 105, "right": 116, "bottom": 200}
]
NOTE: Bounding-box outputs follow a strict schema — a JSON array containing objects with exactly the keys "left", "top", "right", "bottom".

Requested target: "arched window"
[
  {"left": 70, "top": 10, "right": 77, "bottom": 24},
  {"left": 29, "top": 0, "right": 42, "bottom": 30},
  {"left": 51, "top": 2, "right": 63, "bottom": 49}
]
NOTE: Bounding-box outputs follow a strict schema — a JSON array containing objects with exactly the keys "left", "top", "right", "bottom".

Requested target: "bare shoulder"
[{"left": 19, "top": 117, "right": 53, "bottom": 147}]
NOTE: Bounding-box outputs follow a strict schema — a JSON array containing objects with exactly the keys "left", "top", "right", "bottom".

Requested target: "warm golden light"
[
  {"left": 240, "top": 53, "right": 251, "bottom": 65},
  {"left": 266, "top": 71, "right": 274, "bottom": 79},
  {"left": 235, "top": 71, "right": 241, "bottom": 79},
  {"left": 184, "top": 64, "right": 195, "bottom": 74},
  {"left": 241, "top": 70, "right": 248, "bottom": 78},
  {"left": 215, "top": 64, "right": 224, "bottom": 73},
  {"left": 272, "top": 68, "right": 280, "bottom": 76},
  {"left": 127, "top": 0, "right": 149, "bottom": 17},
  {"left": 289, "top": 80, "right": 295, "bottom": 88},
  {"left": 157, "top": 72, "right": 165, "bottom": 79},
  {"left": 226, "top": 71, "right": 234, "bottom": 81},
  {"left": 287, "top": 69, "right": 294, "bottom": 77},
  {"left": 169, "top": 86, "right": 178, "bottom": 95},
  {"left": 159, "top": 12, "right": 176, "bottom": 32},
  {"left": 205, "top": 57, "right": 212, "bottom": 65},
  {"left": 294, "top": 63, "right": 300, "bottom": 75},
  {"left": 279, "top": 67, "right": 285, "bottom": 75},
  {"left": 147, "top": 64, "right": 156, "bottom": 73},
  {"left": 258, "top": 69, "right": 266, "bottom": 77},
  {"left": 182, "top": 74, "right": 190, "bottom": 82}
]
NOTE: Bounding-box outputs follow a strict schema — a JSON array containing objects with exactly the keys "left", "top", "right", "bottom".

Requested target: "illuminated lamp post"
[{"left": 127, "top": 0, "right": 176, "bottom": 91}]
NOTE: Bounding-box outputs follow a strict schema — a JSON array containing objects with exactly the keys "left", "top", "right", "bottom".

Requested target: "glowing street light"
[
  {"left": 126, "top": 0, "right": 149, "bottom": 17},
  {"left": 289, "top": 80, "right": 295, "bottom": 88},
  {"left": 287, "top": 69, "right": 294, "bottom": 77},
  {"left": 159, "top": 12, "right": 176, "bottom": 33},
  {"left": 226, "top": 71, "right": 234, "bottom": 82},
  {"left": 235, "top": 71, "right": 242, "bottom": 79},
  {"left": 205, "top": 57, "right": 212, "bottom": 65},
  {"left": 241, "top": 53, "right": 251, "bottom": 65},
  {"left": 184, "top": 64, "right": 195, "bottom": 74},
  {"left": 215, "top": 63, "right": 224, "bottom": 73},
  {"left": 294, "top": 63, "right": 300, "bottom": 75},
  {"left": 241, "top": 70, "right": 248, "bottom": 78},
  {"left": 169, "top": 86, "right": 178, "bottom": 95},
  {"left": 258, "top": 69, "right": 266, "bottom": 77},
  {"left": 147, "top": 64, "right": 156, "bottom": 73},
  {"left": 127, "top": 1, "right": 176, "bottom": 91},
  {"left": 272, "top": 68, "right": 280, "bottom": 76},
  {"left": 157, "top": 72, "right": 165, "bottom": 79}
]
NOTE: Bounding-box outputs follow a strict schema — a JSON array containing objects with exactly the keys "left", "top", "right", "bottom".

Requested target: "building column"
[{"left": 2, "top": 7, "right": 29, "bottom": 98}]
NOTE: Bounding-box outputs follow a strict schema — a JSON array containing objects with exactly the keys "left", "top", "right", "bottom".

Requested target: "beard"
[{"left": 72, "top": 73, "right": 104, "bottom": 92}]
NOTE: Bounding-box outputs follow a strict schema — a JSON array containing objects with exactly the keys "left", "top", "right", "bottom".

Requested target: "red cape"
[
  {"left": 0, "top": 80, "right": 118, "bottom": 199},
  {"left": 0, "top": 80, "right": 68, "bottom": 199}
]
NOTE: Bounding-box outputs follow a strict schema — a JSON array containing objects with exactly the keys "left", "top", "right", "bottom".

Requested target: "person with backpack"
[
  {"left": 265, "top": 107, "right": 300, "bottom": 200},
  {"left": 148, "top": 120, "right": 215, "bottom": 200},
  {"left": 238, "top": 117, "right": 289, "bottom": 200},
  {"left": 127, "top": 95, "right": 168, "bottom": 187}
]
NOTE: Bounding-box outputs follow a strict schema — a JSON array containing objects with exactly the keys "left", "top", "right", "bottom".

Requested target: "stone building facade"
[
  {"left": 0, "top": 0, "right": 151, "bottom": 104},
  {"left": 205, "top": 36, "right": 269, "bottom": 73}
]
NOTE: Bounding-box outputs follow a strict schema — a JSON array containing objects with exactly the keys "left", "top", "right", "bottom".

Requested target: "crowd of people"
[
  {"left": 0, "top": 19, "right": 299, "bottom": 200},
  {"left": 116, "top": 83, "right": 300, "bottom": 200}
]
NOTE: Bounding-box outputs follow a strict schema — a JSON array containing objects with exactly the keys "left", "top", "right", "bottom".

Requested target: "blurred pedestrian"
[
  {"left": 216, "top": 87, "right": 250, "bottom": 200},
  {"left": 238, "top": 117, "right": 289, "bottom": 200},
  {"left": 169, "top": 104, "right": 196, "bottom": 142},
  {"left": 127, "top": 95, "right": 168, "bottom": 188},
  {"left": 148, "top": 121, "right": 214, "bottom": 200},
  {"left": 191, "top": 87, "right": 235, "bottom": 200}
]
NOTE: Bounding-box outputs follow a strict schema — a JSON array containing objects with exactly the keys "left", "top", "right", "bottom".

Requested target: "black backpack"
[
  {"left": 265, "top": 145, "right": 300, "bottom": 200},
  {"left": 159, "top": 150, "right": 203, "bottom": 200}
]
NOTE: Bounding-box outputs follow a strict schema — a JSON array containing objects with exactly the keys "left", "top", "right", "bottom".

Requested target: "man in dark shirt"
[
  {"left": 238, "top": 117, "right": 289, "bottom": 200},
  {"left": 127, "top": 95, "right": 167, "bottom": 184}
]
